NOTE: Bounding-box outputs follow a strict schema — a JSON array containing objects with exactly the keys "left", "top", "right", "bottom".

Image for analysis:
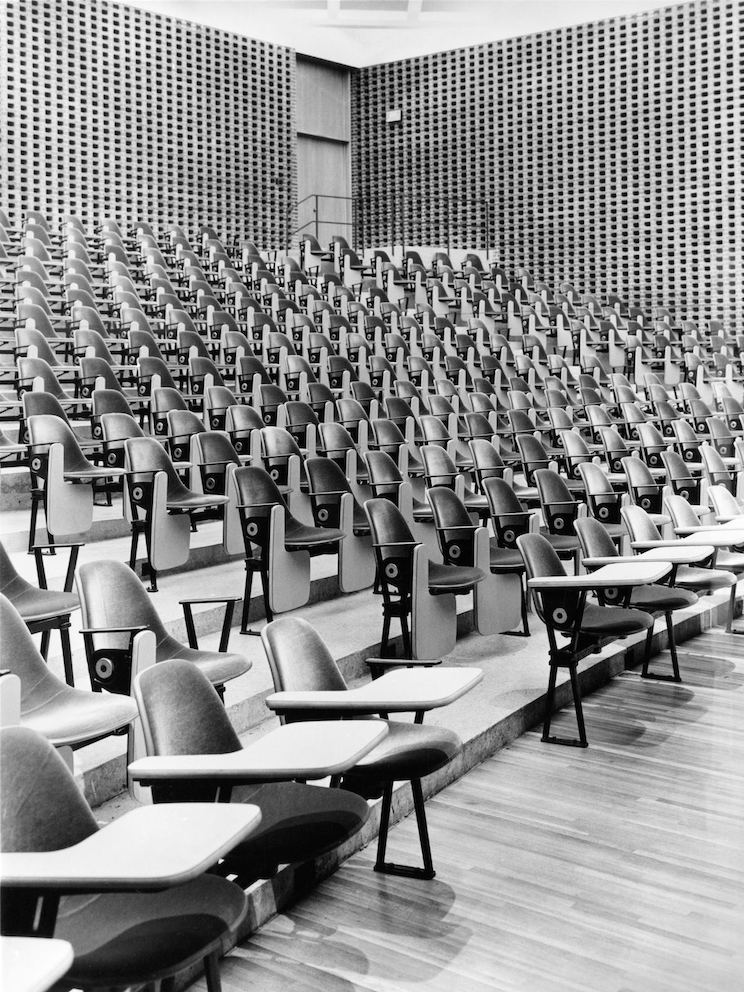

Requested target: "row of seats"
[{"left": 3, "top": 212, "right": 743, "bottom": 992}]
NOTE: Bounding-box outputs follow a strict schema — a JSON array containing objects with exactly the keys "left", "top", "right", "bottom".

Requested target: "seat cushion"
[
  {"left": 285, "top": 519, "right": 344, "bottom": 550},
  {"left": 5, "top": 586, "right": 79, "bottom": 623},
  {"left": 629, "top": 584, "right": 698, "bottom": 613},
  {"left": 20, "top": 686, "right": 137, "bottom": 748},
  {"left": 157, "top": 639, "right": 250, "bottom": 686},
  {"left": 487, "top": 543, "right": 525, "bottom": 573},
  {"left": 714, "top": 550, "right": 744, "bottom": 573},
  {"left": 166, "top": 491, "right": 229, "bottom": 510},
  {"left": 227, "top": 781, "right": 369, "bottom": 878},
  {"left": 674, "top": 566, "right": 736, "bottom": 591},
  {"left": 56, "top": 873, "right": 246, "bottom": 987},
  {"left": 544, "top": 533, "right": 580, "bottom": 552},
  {"left": 352, "top": 505, "right": 371, "bottom": 535},
  {"left": 580, "top": 603, "right": 653, "bottom": 635},
  {"left": 428, "top": 561, "right": 485, "bottom": 593},
  {"left": 347, "top": 719, "right": 462, "bottom": 786},
  {"left": 412, "top": 497, "right": 434, "bottom": 522}
]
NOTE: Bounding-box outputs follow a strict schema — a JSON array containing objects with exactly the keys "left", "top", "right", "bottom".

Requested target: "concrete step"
[{"left": 69, "top": 574, "right": 741, "bottom": 812}]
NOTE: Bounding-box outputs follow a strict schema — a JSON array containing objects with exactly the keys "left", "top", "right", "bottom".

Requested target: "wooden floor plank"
[{"left": 197, "top": 630, "right": 744, "bottom": 992}]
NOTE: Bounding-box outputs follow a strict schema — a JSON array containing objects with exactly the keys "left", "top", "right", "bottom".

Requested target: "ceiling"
[{"left": 120, "top": 0, "right": 693, "bottom": 66}]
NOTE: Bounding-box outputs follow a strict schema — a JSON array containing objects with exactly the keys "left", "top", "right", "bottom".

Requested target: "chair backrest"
[
  {"left": 665, "top": 493, "right": 700, "bottom": 532},
  {"left": 1, "top": 725, "right": 98, "bottom": 853},
  {"left": 233, "top": 465, "right": 284, "bottom": 510},
  {"left": 319, "top": 422, "right": 356, "bottom": 457},
  {"left": 421, "top": 444, "right": 457, "bottom": 487},
  {"left": 261, "top": 616, "right": 347, "bottom": 694},
  {"left": 17, "top": 357, "right": 66, "bottom": 397},
  {"left": 365, "top": 495, "right": 416, "bottom": 547},
  {"left": 90, "top": 385, "right": 130, "bottom": 418},
  {"left": 428, "top": 482, "right": 471, "bottom": 525},
  {"left": 561, "top": 431, "right": 590, "bottom": 459},
  {"left": 77, "top": 558, "right": 167, "bottom": 645},
  {"left": 365, "top": 450, "right": 404, "bottom": 500},
  {"left": 708, "top": 484, "right": 742, "bottom": 520},
  {"left": 138, "top": 356, "right": 178, "bottom": 392},
  {"left": 22, "top": 390, "right": 70, "bottom": 424},
  {"left": 306, "top": 455, "right": 351, "bottom": 497},
  {"left": 622, "top": 455, "right": 656, "bottom": 490},
  {"left": 135, "top": 659, "right": 241, "bottom": 757},
  {"left": 621, "top": 504, "right": 662, "bottom": 542},
  {"left": 27, "top": 414, "right": 92, "bottom": 474},
  {"left": 573, "top": 516, "right": 617, "bottom": 559},
  {"left": 469, "top": 438, "right": 506, "bottom": 480},
  {"left": 101, "top": 411, "right": 144, "bottom": 443},
  {"left": 516, "top": 532, "right": 575, "bottom": 630},
  {"left": 535, "top": 468, "right": 577, "bottom": 535}
]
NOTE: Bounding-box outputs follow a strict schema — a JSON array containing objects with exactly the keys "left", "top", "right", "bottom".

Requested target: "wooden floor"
[{"left": 211, "top": 631, "right": 744, "bottom": 992}]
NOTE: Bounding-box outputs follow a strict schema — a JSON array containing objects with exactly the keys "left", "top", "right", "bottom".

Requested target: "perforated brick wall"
[
  {"left": 1, "top": 0, "right": 296, "bottom": 245},
  {"left": 351, "top": 0, "right": 743, "bottom": 327}
]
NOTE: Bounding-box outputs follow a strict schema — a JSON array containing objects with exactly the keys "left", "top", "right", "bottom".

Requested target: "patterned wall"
[
  {"left": 351, "top": 0, "right": 743, "bottom": 327},
  {"left": 0, "top": 0, "right": 296, "bottom": 246}
]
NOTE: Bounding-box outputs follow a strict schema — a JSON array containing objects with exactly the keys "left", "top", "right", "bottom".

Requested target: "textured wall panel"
[
  {"left": 1, "top": 0, "right": 296, "bottom": 246},
  {"left": 351, "top": 0, "right": 743, "bottom": 328}
]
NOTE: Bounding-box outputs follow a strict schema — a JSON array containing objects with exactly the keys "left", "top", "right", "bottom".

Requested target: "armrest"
[
  {"left": 0, "top": 804, "right": 261, "bottom": 893},
  {"left": 31, "top": 542, "right": 85, "bottom": 552},
  {"left": 529, "top": 560, "right": 671, "bottom": 589},
  {"left": 370, "top": 540, "right": 418, "bottom": 549},
  {"left": 266, "top": 667, "right": 483, "bottom": 715},
  {"left": 79, "top": 625, "right": 149, "bottom": 635},
  {"left": 366, "top": 657, "right": 443, "bottom": 670},
  {"left": 129, "top": 720, "right": 389, "bottom": 784},
  {"left": 581, "top": 556, "right": 637, "bottom": 569},
  {"left": 308, "top": 489, "right": 347, "bottom": 497},
  {"left": 630, "top": 540, "right": 683, "bottom": 549},
  {"left": 179, "top": 597, "right": 241, "bottom": 605}
]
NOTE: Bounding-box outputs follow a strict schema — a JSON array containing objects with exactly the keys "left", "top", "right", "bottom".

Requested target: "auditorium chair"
[
  {"left": 129, "top": 658, "right": 378, "bottom": 885},
  {"left": 428, "top": 485, "right": 524, "bottom": 635},
  {"left": 305, "top": 456, "right": 376, "bottom": 592},
  {"left": 26, "top": 414, "right": 124, "bottom": 552},
  {"left": 621, "top": 505, "right": 740, "bottom": 632},
  {"left": 0, "top": 542, "right": 80, "bottom": 685},
  {"left": 232, "top": 466, "right": 345, "bottom": 632},
  {"left": 0, "top": 724, "right": 254, "bottom": 992},
  {"left": 574, "top": 517, "right": 697, "bottom": 681},
  {"left": 517, "top": 532, "right": 656, "bottom": 746},
  {"left": 364, "top": 496, "right": 484, "bottom": 658},
  {"left": 262, "top": 616, "right": 481, "bottom": 879},
  {"left": 123, "top": 436, "right": 228, "bottom": 590},
  {"left": 0, "top": 594, "right": 137, "bottom": 748}
]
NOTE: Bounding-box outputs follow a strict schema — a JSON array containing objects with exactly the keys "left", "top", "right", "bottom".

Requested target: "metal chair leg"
[
  {"left": 240, "top": 568, "right": 254, "bottom": 634},
  {"left": 203, "top": 952, "right": 222, "bottom": 992},
  {"left": 642, "top": 614, "right": 681, "bottom": 682},
  {"left": 374, "top": 779, "right": 436, "bottom": 880},
  {"left": 60, "top": 622, "right": 75, "bottom": 686},
  {"left": 543, "top": 660, "right": 588, "bottom": 747}
]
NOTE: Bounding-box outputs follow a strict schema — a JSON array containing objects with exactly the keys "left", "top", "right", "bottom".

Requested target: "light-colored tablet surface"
[
  {"left": 266, "top": 667, "right": 483, "bottom": 713},
  {"left": 1, "top": 803, "right": 261, "bottom": 890},
  {"left": 1, "top": 937, "right": 74, "bottom": 992},
  {"left": 130, "top": 719, "right": 388, "bottom": 781}
]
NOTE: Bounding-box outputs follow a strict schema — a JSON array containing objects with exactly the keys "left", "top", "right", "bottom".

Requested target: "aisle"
[{"left": 207, "top": 629, "right": 744, "bottom": 992}]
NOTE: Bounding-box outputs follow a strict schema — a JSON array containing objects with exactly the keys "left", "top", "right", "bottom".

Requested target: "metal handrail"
[{"left": 289, "top": 193, "right": 358, "bottom": 246}]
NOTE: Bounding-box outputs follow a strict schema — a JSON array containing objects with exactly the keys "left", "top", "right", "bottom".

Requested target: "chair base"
[
  {"left": 541, "top": 733, "right": 588, "bottom": 748},
  {"left": 374, "top": 861, "right": 436, "bottom": 880},
  {"left": 542, "top": 658, "right": 588, "bottom": 748}
]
